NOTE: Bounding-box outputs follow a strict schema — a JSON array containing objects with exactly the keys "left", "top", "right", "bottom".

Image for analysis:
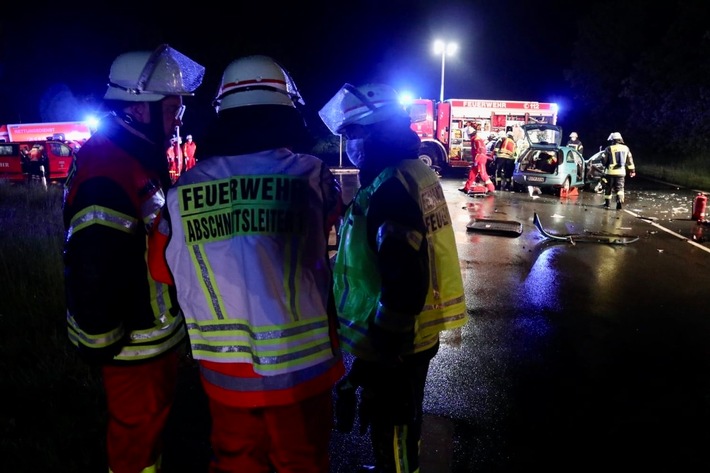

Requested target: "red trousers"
[
  {"left": 102, "top": 351, "right": 179, "bottom": 473},
  {"left": 207, "top": 389, "right": 333, "bottom": 473},
  {"left": 464, "top": 154, "right": 495, "bottom": 193}
]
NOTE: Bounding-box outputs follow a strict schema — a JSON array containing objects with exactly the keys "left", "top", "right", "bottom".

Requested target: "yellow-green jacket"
[{"left": 334, "top": 159, "right": 467, "bottom": 361}]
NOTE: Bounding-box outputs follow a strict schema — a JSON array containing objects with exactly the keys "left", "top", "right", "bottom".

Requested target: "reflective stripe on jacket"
[
  {"left": 495, "top": 137, "right": 516, "bottom": 159},
  {"left": 334, "top": 159, "right": 467, "bottom": 361},
  {"left": 603, "top": 143, "right": 635, "bottom": 176},
  {"left": 63, "top": 115, "right": 185, "bottom": 363},
  {"left": 163, "top": 148, "right": 344, "bottom": 405}
]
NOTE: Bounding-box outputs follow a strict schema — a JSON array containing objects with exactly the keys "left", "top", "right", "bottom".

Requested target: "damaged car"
[{"left": 512, "top": 124, "right": 603, "bottom": 195}]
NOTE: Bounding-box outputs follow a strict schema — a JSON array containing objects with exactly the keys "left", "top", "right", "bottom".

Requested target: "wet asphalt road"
[{"left": 328, "top": 171, "right": 710, "bottom": 473}]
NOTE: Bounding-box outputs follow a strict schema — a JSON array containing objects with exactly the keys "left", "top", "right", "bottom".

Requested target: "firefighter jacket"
[
  {"left": 333, "top": 158, "right": 467, "bottom": 362},
  {"left": 159, "top": 148, "right": 345, "bottom": 407},
  {"left": 602, "top": 142, "right": 635, "bottom": 177},
  {"left": 63, "top": 113, "right": 185, "bottom": 365},
  {"left": 568, "top": 139, "right": 584, "bottom": 156},
  {"left": 181, "top": 141, "right": 197, "bottom": 172},
  {"left": 472, "top": 136, "right": 488, "bottom": 160},
  {"left": 494, "top": 137, "right": 516, "bottom": 159}
]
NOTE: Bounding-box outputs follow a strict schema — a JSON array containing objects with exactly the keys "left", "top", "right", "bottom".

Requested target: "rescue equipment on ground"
[
  {"left": 466, "top": 183, "right": 489, "bottom": 196},
  {"left": 692, "top": 193, "right": 707, "bottom": 222},
  {"left": 466, "top": 218, "right": 523, "bottom": 237}
]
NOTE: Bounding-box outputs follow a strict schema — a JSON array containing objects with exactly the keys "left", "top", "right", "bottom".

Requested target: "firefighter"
[
  {"left": 166, "top": 136, "right": 182, "bottom": 182},
  {"left": 181, "top": 133, "right": 197, "bottom": 171},
  {"left": 28, "top": 143, "right": 46, "bottom": 179},
  {"left": 463, "top": 120, "right": 476, "bottom": 141},
  {"left": 460, "top": 123, "right": 495, "bottom": 194},
  {"left": 150, "top": 55, "right": 345, "bottom": 472},
  {"left": 319, "top": 83, "right": 467, "bottom": 473},
  {"left": 568, "top": 131, "right": 584, "bottom": 156},
  {"left": 485, "top": 133, "right": 498, "bottom": 176},
  {"left": 62, "top": 44, "right": 204, "bottom": 473},
  {"left": 601, "top": 131, "right": 635, "bottom": 210},
  {"left": 494, "top": 131, "right": 517, "bottom": 190}
]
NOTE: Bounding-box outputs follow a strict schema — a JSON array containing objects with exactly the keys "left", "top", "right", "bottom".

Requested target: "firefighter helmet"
[
  {"left": 318, "top": 83, "right": 409, "bottom": 135},
  {"left": 607, "top": 132, "right": 623, "bottom": 141},
  {"left": 213, "top": 55, "right": 304, "bottom": 112},
  {"left": 104, "top": 44, "right": 205, "bottom": 102},
  {"left": 570, "top": 132, "right": 578, "bottom": 140}
]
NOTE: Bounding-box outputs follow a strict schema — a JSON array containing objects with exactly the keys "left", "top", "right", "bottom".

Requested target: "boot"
[
  {"left": 616, "top": 201, "right": 622, "bottom": 210},
  {"left": 603, "top": 201, "right": 610, "bottom": 209}
]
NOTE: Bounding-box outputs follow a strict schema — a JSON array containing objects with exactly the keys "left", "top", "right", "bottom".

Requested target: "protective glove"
[{"left": 629, "top": 171, "right": 636, "bottom": 178}]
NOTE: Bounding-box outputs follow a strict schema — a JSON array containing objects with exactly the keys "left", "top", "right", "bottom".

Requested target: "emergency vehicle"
[
  {"left": 407, "top": 98, "right": 558, "bottom": 172},
  {"left": 0, "top": 122, "right": 91, "bottom": 183}
]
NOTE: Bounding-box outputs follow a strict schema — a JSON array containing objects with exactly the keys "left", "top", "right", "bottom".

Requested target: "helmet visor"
[
  {"left": 319, "top": 83, "right": 375, "bottom": 135},
  {"left": 319, "top": 83, "right": 408, "bottom": 135},
  {"left": 115, "top": 44, "right": 205, "bottom": 97}
]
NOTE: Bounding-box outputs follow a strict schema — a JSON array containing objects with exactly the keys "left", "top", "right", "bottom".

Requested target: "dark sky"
[{"left": 0, "top": 0, "right": 578, "bottom": 134}]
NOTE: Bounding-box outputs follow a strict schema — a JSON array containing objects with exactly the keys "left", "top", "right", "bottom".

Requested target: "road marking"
[{"left": 623, "top": 209, "right": 710, "bottom": 254}]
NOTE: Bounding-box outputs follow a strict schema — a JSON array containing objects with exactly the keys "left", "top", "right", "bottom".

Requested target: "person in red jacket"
[
  {"left": 181, "top": 133, "right": 197, "bottom": 171},
  {"left": 166, "top": 136, "right": 182, "bottom": 183},
  {"left": 459, "top": 123, "right": 495, "bottom": 195},
  {"left": 62, "top": 44, "right": 204, "bottom": 473}
]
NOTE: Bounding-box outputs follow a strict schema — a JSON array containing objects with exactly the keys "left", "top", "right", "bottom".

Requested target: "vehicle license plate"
[{"left": 526, "top": 176, "right": 545, "bottom": 183}]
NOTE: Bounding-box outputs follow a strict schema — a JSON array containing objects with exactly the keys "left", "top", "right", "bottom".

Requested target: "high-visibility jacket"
[
  {"left": 160, "top": 148, "right": 344, "bottom": 406},
  {"left": 63, "top": 113, "right": 185, "bottom": 364},
  {"left": 494, "top": 137, "right": 516, "bottom": 159},
  {"left": 603, "top": 142, "right": 635, "bottom": 176},
  {"left": 568, "top": 139, "right": 584, "bottom": 155},
  {"left": 334, "top": 158, "right": 467, "bottom": 361}
]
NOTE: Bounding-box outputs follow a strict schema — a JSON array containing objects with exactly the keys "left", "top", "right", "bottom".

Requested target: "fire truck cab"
[{"left": 407, "top": 98, "right": 558, "bottom": 173}]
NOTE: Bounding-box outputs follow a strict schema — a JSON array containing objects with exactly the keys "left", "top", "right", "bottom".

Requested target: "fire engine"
[
  {"left": 0, "top": 122, "right": 91, "bottom": 183},
  {"left": 407, "top": 98, "right": 558, "bottom": 172}
]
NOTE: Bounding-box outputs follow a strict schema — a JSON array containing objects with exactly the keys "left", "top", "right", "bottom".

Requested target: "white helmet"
[
  {"left": 186, "top": 134, "right": 193, "bottom": 140},
  {"left": 607, "top": 132, "right": 623, "bottom": 141},
  {"left": 570, "top": 132, "right": 578, "bottom": 139},
  {"left": 104, "top": 44, "right": 205, "bottom": 102},
  {"left": 213, "top": 55, "right": 304, "bottom": 112},
  {"left": 319, "top": 83, "right": 409, "bottom": 135}
]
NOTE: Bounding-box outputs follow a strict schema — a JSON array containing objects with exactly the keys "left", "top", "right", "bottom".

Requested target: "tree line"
[{"left": 565, "top": 0, "right": 709, "bottom": 160}]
